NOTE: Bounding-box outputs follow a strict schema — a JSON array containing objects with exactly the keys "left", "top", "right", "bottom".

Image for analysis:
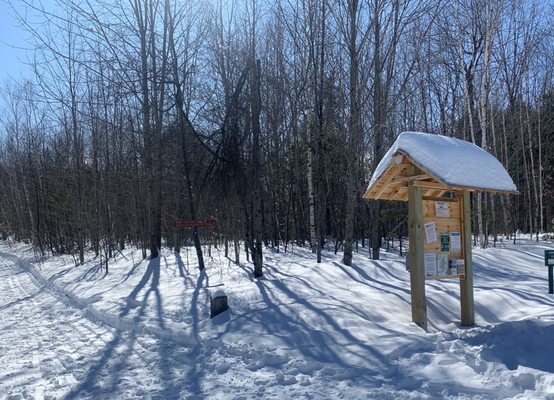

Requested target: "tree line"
[{"left": 0, "top": 0, "right": 553, "bottom": 276}]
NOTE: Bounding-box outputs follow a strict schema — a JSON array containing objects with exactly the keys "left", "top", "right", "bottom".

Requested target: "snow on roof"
[{"left": 367, "top": 131, "right": 518, "bottom": 195}]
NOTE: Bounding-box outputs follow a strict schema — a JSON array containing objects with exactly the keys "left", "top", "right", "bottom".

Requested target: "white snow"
[
  {"left": 1, "top": 237, "right": 553, "bottom": 399},
  {"left": 368, "top": 131, "right": 518, "bottom": 193},
  {"left": 212, "top": 289, "right": 227, "bottom": 298}
]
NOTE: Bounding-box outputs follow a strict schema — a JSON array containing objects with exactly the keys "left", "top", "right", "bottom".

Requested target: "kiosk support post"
[
  {"left": 460, "top": 191, "right": 475, "bottom": 326},
  {"left": 408, "top": 183, "right": 427, "bottom": 331}
]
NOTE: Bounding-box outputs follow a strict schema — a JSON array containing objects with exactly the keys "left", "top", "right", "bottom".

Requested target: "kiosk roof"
[{"left": 364, "top": 132, "right": 518, "bottom": 201}]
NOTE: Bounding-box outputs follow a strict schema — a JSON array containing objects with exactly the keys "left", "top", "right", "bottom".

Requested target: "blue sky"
[{"left": 0, "top": 1, "right": 39, "bottom": 82}]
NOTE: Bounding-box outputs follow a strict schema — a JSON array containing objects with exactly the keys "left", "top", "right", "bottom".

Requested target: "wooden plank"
[
  {"left": 415, "top": 180, "right": 518, "bottom": 196},
  {"left": 381, "top": 187, "right": 400, "bottom": 199},
  {"left": 374, "top": 175, "right": 399, "bottom": 199},
  {"left": 412, "top": 180, "right": 449, "bottom": 189},
  {"left": 425, "top": 274, "right": 464, "bottom": 281},
  {"left": 412, "top": 180, "right": 483, "bottom": 193},
  {"left": 422, "top": 196, "right": 458, "bottom": 202},
  {"left": 390, "top": 173, "right": 431, "bottom": 184},
  {"left": 391, "top": 188, "right": 408, "bottom": 202},
  {"left": 363, "top": 163, "right": 404, "bottom": 199},
  {"left": 430, "top": 190, "right": 447, "bottom": 197},
  {"left": 421, "top": 217, "right": 462, "bottom": 228},
  {"left": 408, "top": 184, "right": 427, "bottom": 331},
  {"left": 401, "top": 154, "right": 449, "bottom": 188},
  {"left": 422, "top": 189, "right": 436, "bottom": 198},
  {"left": 460, "top": 191, "right": 475, "bottom": 326},
  {"left": 422, "top": 200, "right": 461, "bottom": 220},
  {"left": 422, "top": 207, "right": 462, "bottom": 220}
]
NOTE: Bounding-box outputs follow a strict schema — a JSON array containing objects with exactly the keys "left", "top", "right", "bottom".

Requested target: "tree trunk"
[
  {"left": 306, "top": 116, "right": 317, "bottom": 253},
  {"left": 343, "top": 0, "right": 361, "bottom": 267},
  {"left": 250, "top": 59, "right": 264, "bottom": 278}
]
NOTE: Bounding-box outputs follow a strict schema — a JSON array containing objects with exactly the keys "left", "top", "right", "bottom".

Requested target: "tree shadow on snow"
[
  {"left": 0, "top": 286, "right": 46, "bottom": 311},
  {"left": 76, "top": 261, "right": 106, "bottom": 282},
  {"left": 62, "top": 331, "right": 127, "bottom": 399},
  {"left": 119, "top": 257, "right": 162, "bottom": 321},
  {"left": 219, "top": 261, "right": 392, "bottom": 376},
  {"left": 120, "top": 258, "right": 145, "bottom": 283},
  {"left": 65, "top": 256, "right": 196, "bottom": 399},
  {"left": 175, "top": 252, "right": 209, "bottom": 396},
  {"left": 65, "top": 258, "right": 164, "bottom": 398}
]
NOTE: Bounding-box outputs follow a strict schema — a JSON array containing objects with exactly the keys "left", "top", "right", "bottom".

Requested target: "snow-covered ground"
[{"left": 1, "top": 238, "right": 553, "bottom": 399}]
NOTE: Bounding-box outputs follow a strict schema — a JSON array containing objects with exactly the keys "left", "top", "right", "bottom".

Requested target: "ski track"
[
  {"left": 0, "top": 255, "right": 185, "bottom": 399},
  {"left": 0, "top": 253, "right": 387, "bottom": 400}
]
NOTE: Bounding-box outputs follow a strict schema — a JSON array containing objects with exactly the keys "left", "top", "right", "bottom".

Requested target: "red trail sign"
[{"left": 172, "top": 219, "right": 217, "bottom": 229}]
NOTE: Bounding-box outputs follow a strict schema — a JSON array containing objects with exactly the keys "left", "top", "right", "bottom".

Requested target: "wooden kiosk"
[{"left": 363, "top": 132, "right": 518, "bottom": 331}]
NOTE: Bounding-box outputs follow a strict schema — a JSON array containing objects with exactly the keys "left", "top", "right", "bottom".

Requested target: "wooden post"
[
  {"left": 460, "top": 191, "right": 475, "bottom": 326},
  {"left": 408, "top": 183, "right": 427, "bottom": 331}
]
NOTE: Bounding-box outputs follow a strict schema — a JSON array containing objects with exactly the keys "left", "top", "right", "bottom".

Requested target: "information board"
[{"left": 422, "top": 197, "right": 464, "bottom": 279}]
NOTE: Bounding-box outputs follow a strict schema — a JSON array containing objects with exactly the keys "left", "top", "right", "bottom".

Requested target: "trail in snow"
[{"left": 0, "top": 254, "right": 196, "bottom": 399}]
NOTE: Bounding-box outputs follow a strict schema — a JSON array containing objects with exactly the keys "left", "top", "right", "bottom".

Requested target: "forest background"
[{"left": 0, "top": 0, "right": 552, "bottom": 277}]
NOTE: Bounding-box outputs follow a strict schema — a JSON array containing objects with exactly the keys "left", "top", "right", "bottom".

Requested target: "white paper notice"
[
  {"left": 424, "top": 252, "right": 436, "bottom": 276},
  {"left": 450, "top": 232, "right": 461, "bottom": 251},
  {"left": 437, "top": 253, "right": 449, "bottom": 275},
  {"left": 457, "top": 259, "right": 466, "bottom": 275},
  {"left": 435, "top": 201, "right": 450, "bottom": 217},
  {"left": 424, "top": 221, "right": 437, "bottom": 244}
]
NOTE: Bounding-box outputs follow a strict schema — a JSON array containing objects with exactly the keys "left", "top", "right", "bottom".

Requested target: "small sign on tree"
[{"left": 172, "top": 219, "right": 217, "bottom": 229}]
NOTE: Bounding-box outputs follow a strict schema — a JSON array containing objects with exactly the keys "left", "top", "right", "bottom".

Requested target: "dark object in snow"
[
  {"left": 210, "top": 290, "right": 228, "bottom": 318},
  {"left": 545, "top": 250, "right": 554, "bottom": 294}
]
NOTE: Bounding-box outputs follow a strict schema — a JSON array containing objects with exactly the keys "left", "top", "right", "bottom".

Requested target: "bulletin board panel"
[{"left": 421, "top": 197, "right": 465, "bottom": 280}]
